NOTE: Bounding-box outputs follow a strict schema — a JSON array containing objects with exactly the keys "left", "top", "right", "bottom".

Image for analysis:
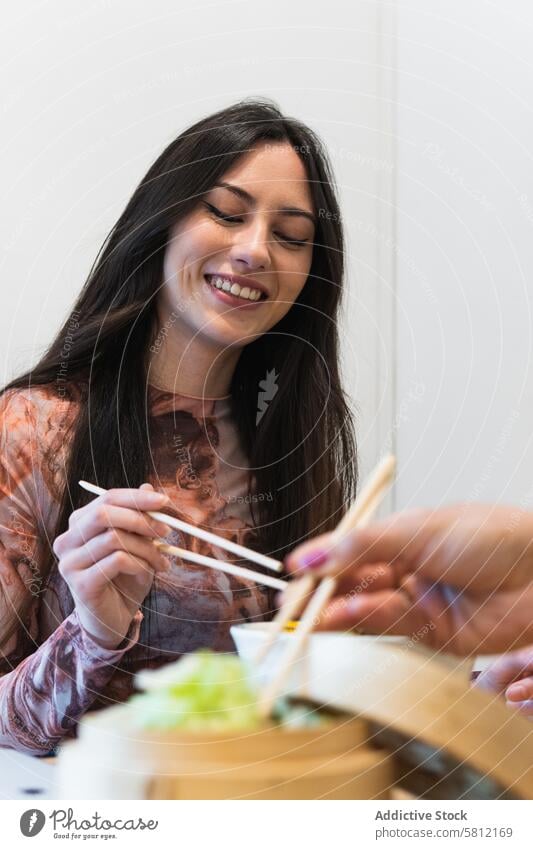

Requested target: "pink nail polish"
[{"left": 297, "top": 549, "right": 330, "bottom": 571}]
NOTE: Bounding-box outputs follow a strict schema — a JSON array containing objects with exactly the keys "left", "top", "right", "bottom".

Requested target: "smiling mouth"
[{"left": 204, "top": 274, "right": 267, "bottom": 303}]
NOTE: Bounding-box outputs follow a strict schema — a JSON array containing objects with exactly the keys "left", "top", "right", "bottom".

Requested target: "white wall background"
[
  {"left": 0, "top": 0, "right": 394, "bottom": 488},
  {"left": 394, "top": 0, "right": 533, "bottom": 510}
]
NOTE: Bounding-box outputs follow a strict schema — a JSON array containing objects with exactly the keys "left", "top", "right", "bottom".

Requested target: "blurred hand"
[
  {"left": 475, "top": 646, "right": 533, "bottom": 717},
  {"left": 53, "top": 484, "right": 171, "bottom": 650},
  {"left": 284, "top": 504, "right": 533, "bottom": 655}
]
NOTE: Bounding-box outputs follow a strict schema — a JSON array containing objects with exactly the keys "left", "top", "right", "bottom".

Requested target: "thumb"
[{"left": 139, "top": 482, "right": 155, "bottom": 491}]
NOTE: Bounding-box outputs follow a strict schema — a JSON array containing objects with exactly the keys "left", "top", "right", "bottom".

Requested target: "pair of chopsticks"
[
  {"left": 78, "top": 481, "right": 286, "bottom": 593},
  {"left": 256, "top": 454, "right": 396, "bottom": 716},
  {"left": 78, "top": 453, "right": 394, "bottom": 687}
]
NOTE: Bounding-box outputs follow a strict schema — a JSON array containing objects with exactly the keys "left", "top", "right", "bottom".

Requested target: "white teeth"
[{"left": 207, "top": 275, "right": 264, "bottom": 302}]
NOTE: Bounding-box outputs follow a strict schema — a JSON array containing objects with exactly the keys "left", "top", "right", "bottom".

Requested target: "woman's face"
[{"left": 160, "top": 141, "right": 316, "bottom": 349}]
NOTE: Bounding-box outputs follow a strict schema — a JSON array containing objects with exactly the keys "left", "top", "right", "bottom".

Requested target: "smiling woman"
[
  {"left": 0, "top": 98, "right": 357, "bottom": 754},
  {"left": 150, "top": 139, "right": 317, "bottom": 396}
]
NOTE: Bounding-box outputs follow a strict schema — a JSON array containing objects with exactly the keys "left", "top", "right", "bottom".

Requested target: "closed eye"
[
  {"left": 203, "top": 201, "right": 243, "bottom": 223},
  {"left": 203, "top": 202, "right": 310, "bottom": 248}
]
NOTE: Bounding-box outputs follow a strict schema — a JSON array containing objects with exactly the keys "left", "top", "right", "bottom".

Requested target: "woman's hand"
[
  {"left": 53, "top": 484, "right": 172, "bottom": 650},
  {"left": 284, "top": 504, "right": 533, "bottom": 655},
  {"left": 475, "top": 646, "right": 533, "bottom": 717}
]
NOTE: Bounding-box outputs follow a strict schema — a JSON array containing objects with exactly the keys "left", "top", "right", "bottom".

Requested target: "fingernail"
[
  {"left": 507, "top": 683, "right": 527, "bottom": 701},
  {"left": 149, "top": 492, "right": 170, "bottom": 505},
  {"left": 156, "top": 522, "right": 171, "bottom": 536},
  {"left": 293, "top": 549, "right": 330, "bottom": 571}
]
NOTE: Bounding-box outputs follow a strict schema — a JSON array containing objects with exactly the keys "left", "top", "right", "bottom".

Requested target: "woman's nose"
[{"left": 229, "top": 221, "right": 272, "bottom": 270}]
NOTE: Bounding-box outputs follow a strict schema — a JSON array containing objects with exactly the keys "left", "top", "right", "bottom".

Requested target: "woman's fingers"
[
  {"left": 286, "top": 514, "right": 427, "bottom": 580},
  {"left": 59, "top": 527, "right": 169, "bottom": 577},
  {"left": 284, "top": 533, "right": 335, "bottom": 572},
  {"left": 53, "top": 486, "right": 171, "bottom": 557},
  {"left": 73, "top": 551, "right": 154, "bottom": 599},
  {"left": 56, "top": 504, "right": 170, "bottom": 556},
  {"left": 315, "top": 585, "right": 432, "bottom": 639},
  {"left": 475, "top": 647, "right": 533, "bottom": 716},
  {"left": 333, "top": 563, "right": 403, "bottom": 595},
  {"left": 506, "top": 676, "right": 533, "bottom": 703},
  {"left": 287, "top": 505, "right": 533, "bottom": 595},
  {"left": 503, "top": 668, "right": 533, "bottom": 718},
  {"left": 475, "top": 649, "right": 533, "bottom": 695},
  {"left": 84, "top": 486, "right": 169, "bottom": 511},
  {"left": 506, "top": 699, "right": 533, "bottom": 717}
]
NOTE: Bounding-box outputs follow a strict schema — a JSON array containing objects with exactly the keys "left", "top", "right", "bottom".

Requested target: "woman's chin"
[{"left": 187, "top": 311, "right": 260, "bottom": 350}]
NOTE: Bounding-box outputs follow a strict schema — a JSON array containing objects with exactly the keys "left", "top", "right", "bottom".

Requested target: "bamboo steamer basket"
[
  {"left": 57, "top": 708, "right": 391, "bottom": 800},
  {"left": 232, "top": 626, "right": 533, "bottom": 799},
  {"left": 57, "top": 628, "right": 533, "bottom": 800}
]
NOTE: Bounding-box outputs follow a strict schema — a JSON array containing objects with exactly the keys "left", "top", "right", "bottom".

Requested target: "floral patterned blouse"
[{"left": 0, "top": 383, "right": 273, "bottom": 755}]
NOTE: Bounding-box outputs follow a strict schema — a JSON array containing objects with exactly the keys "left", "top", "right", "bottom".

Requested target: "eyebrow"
[{"left": 212, "top": 181, "right": 316, "bottom": 226}]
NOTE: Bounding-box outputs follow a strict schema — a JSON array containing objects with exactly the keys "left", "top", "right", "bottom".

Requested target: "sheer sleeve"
[{"left": 0, "top": 388, "right": 142, "bottom": 755}]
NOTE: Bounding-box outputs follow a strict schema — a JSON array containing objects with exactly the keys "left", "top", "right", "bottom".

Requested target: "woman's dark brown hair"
[{"left": 2, "top": 97, "right": 357, "bottom": 634}]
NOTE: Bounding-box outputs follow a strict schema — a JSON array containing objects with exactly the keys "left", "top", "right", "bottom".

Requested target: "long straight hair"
[{"left": 3, "top": 97, "right": 357, "bottom": 610}]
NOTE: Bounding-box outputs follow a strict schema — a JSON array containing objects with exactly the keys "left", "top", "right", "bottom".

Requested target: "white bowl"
[{"left": 230, "top": 622, "right": 408, "bottom": 700}]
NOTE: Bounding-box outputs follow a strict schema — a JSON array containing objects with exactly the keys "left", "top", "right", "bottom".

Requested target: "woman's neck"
[{"left": 148, "top": 326, "right": 240, "bottom": 399}]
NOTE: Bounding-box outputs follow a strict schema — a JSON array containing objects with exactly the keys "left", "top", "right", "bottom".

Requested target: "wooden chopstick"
[
  {"left": 333, "top": 455, "right": 396, "bottom": 539},
  {"left": 257, "top": 577, "right": 337, "bottom": 716},
  {"left": 78, "top": 480, "right": 283, "bottom": 573},
  {"left": 254, "top": 573, "right": 315, "bottom": 665},
  {"left": 257, "top": 454, "right": 396, "bottom": 716},
  {"left": 258, "top": 454, "right": 396, "bottom": 653},
  {"left": 154, "top": 541, "right": 287, "bottom": 592}
]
